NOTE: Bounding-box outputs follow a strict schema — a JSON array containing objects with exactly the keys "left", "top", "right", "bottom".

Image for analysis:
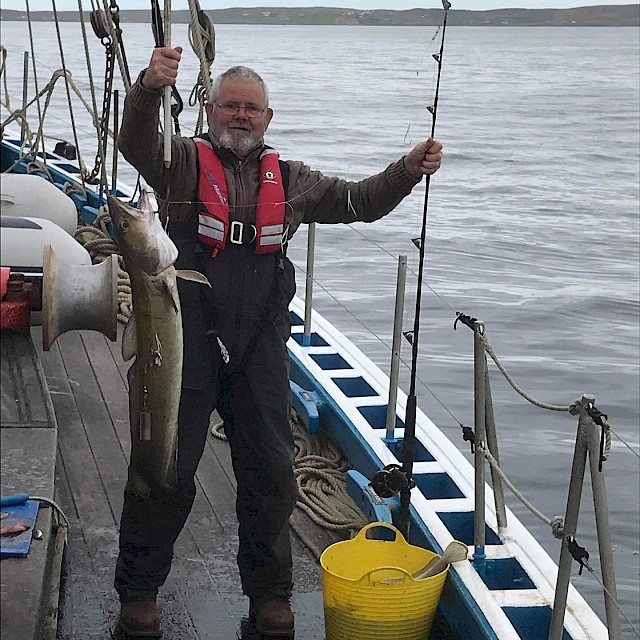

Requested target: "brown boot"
[
  {"left": 118, "top": 601, "right": 161, "bottom": 638},
  {"left": 251, "top": 599, "right": 295, "bottom": 638}
]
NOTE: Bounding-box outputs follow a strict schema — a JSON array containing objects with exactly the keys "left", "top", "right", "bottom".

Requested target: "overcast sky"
[{"left": 10, "top": 1, "right": 640, "bottom": 12}]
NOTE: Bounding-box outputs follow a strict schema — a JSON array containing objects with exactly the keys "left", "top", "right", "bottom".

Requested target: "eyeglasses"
[{"left": 215, "top": 102, "right": 266, "bottom": 118}]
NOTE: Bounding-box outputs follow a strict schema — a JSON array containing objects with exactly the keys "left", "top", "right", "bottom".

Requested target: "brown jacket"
[
  {"left": 118, "top": 75, "right": 422, "bottom": 388},
  {"left": 118, "top": 76, "right": 421, "bottom": 236}
]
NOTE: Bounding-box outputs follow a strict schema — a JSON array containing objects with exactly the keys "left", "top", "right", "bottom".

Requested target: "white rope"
[
  {"left": 481, "top": 335, "right": 571, "bottom": 412},
  {"left": 187, "top": 0, "right": 215, "bottom": 135},
  {"left": 481, "top": 444, "right": 566, "bottom": 539},
  {"left": 28, "top": 496, "right": 70, "bottom": 530},
  {"left": 1, "top": 66, "right": 112, "bottom": 183}
]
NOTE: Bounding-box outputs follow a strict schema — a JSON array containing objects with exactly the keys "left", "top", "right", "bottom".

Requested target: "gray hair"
[{"left": 208, "top": 66, "right": 269, "bottom": 106}]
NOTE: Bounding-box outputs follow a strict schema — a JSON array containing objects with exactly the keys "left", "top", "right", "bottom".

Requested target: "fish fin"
[
  {"left": 176, "top": 269, "right": 212, "bottom": 287},
  {"left": 122, "top": 314, "right": 137, "bottom": 362},
  {"left": 163, "top": 278, "right": 180, "bottom": 313}
]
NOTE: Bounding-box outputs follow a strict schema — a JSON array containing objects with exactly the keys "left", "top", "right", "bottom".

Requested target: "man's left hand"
[{"left": 404, "top": 138, "right": 443, "bottom": 179}]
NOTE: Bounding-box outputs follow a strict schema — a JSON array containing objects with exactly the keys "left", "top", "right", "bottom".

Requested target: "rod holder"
[
  {"left": 473, "top": 320, "right": 486, "bottom": 574},
  {"left": 385, "top": 255, "right": 407, "bottom": 443},
  {"left": 303, "top": 222, "right": 316, "bottom": 346}
]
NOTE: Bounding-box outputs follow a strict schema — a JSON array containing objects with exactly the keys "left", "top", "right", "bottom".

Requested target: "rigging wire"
[
  {"left": 2, "top": 12, "right": 638, "bottom": 633},
  {"left": 101, "top": 0, "right": 131, "bottom": 92},
  {"left": 24, "top": 0, "right": 45, "bottom": 161},
  {"left": 51, "top": 0, "right": 87, "bottom": 188},
  {"left": 77, "top": 0, "right": 110, "bottom": 191}
]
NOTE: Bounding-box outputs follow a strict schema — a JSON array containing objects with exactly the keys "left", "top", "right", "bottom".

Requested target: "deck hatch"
[
  {"left": 310, "top": 353, "right": 352, "bottom": 370},
  {"left": 332, "top": 376, "right": 378, "bottom": 398},
  {"left": 386, "top": 437, "right": 435, "bottom": 462},
  {"left": 414, "top": 473, "right": 464, "bottom": 500},
  {"left": 475, "top": 557, "right": 535, "bottom": 591},
  {"left": 437, "top": 512, "right": 502, "bottom": 545},
  {"left": 358, "top": 404, "right": 405, "bottom": 431},
  {"left": 289, "top": 311, "right": 304, "bottom": 326},
  {"left": 291, "top": 333, "right": 329, "bottom": 347},
  {"left": 503, "top": 606, "right": 574, "bottom": 640}
]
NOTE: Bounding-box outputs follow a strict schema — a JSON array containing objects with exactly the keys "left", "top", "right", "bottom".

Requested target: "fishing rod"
[{"left": 371, "top": 0, "right": 452, "bottom": 540}]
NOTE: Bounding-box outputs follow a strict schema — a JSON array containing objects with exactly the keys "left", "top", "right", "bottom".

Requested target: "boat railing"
[
  {"left": 300, "top": 231, "right": 628, "bottom": 637},
  {"left": 456, "top": 315, "right": 623, "bottom": 639}
]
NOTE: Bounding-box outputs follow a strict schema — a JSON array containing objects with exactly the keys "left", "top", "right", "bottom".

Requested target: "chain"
[{"left": 87, "top": 10, "right": 115, "bottom": 189}]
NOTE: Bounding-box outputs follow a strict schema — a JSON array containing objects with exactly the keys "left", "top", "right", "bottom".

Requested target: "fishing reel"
[{"left": 370, "top": 464, "right": 415, "bottom": 499}]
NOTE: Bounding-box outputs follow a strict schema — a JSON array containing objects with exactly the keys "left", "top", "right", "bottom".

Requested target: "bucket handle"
[
  {"left": 354, "top": 521, "right": 411, "bottom": 547},
  {"left": 361, "top": 566, "right": 414, "bottom": 586}
]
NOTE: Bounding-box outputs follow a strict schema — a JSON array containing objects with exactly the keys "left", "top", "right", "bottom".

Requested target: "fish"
[
  {"left": 0, "top": 522, "right": 30, "bottom": 537},
  {"left": 108, "top": 192, "right": 209, "bottom": 495}
]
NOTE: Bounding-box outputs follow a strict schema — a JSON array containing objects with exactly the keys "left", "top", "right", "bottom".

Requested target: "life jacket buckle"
[
  {"left": 229, "top": 220, "right": 244, "bottom": 245},
  {"left": 229, "top": 220, "right": 257, "bottom": 245}
]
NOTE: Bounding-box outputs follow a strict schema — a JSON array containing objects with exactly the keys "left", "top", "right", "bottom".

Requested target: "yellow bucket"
[{"left": 320, "top": 522, "right": 448, "bottom": 640}]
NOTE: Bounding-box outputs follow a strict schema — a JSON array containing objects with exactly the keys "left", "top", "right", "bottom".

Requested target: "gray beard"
[{"left": 215, "top": 129, "right": 262, "bottom": 157}]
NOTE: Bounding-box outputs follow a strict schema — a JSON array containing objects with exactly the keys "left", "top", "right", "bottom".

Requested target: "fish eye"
[{"left": 120, "top": 221, "right": 129, "bottom": 231}]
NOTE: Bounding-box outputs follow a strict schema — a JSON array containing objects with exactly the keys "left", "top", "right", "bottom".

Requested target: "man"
[{"left": 115, "top": 45, "right": 443, "bottom": 638}]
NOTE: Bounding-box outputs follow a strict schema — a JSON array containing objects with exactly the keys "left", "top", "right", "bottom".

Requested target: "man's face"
[{"left": 206, "top": 78, "right": 273, "bottom": 158}]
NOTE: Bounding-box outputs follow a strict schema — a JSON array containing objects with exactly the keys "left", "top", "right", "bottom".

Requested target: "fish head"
[{"left": 108, "top": 192, "right": 179, "bottom": 276}]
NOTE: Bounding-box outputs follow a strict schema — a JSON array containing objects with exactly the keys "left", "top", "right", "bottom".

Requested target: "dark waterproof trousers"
[{"left": 114, "top": 320, "right": 298, "bottom": 604}]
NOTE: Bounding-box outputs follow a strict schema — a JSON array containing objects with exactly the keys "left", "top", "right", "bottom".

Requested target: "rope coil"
[
  {"left": 74, "top": 206, "right": 133, "bottom": 323},
  {"left": 211, "top": 413, "right": 368, "bottom": 535}
]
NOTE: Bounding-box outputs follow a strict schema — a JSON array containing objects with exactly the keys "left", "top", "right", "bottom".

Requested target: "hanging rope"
[
  {"left": 23, "top": 1, "right": 45, "bottom": 162},
  {"left": 1, "top": 69, "right": 97, "bottom": 178},
  {"left": 187, "top": 0, "right": 215, "bottom": 135},
  {"left": 51, "top": 0, "right": 86, "bottom": 191}
]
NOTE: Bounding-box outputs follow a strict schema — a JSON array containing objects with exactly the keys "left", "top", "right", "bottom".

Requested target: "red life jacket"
[{"left": 195, "top": 139, "right": 286, "bottom": 255}]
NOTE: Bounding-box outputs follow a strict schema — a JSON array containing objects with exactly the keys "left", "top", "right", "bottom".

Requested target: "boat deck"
[
  {"left": 1, "top": 324, "right": 458, "bottom": 640},
  {"left": 34, "top": 326, "right": 339, "bottom": 640}
]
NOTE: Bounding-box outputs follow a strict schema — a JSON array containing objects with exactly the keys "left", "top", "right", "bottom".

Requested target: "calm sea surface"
[{"left": 1, "top": 20, "right": 639, "bottom": 635}]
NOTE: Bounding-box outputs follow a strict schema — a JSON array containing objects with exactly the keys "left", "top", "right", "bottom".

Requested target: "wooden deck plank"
[
  {"left": 168, "top": 557, "right": 241, "bottom": 639},
  {"left": 80, "top": 330, "right": 130, "bottom": 453},
  {"left": 1, "top": 330, "right": 54, "bottom": 427},
  {"left": 54, "top": 331, "right": 128, "bottom": 528},
  {"left": 35, "top": 335, "right": 118, "bottom": 550},
  {"left": 82, "top": 328, "right": 204, "bottom": 561},
  {"left": 34, "top": 324, "right": 330, "bottom": 639},
  {"left": 106, "top": 324, "right": 130, "bottom": 383}
]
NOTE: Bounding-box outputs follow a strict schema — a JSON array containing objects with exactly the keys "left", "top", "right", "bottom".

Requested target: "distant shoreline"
[{"left": 1, "top": 5, "right": 639, "bottom": 27}]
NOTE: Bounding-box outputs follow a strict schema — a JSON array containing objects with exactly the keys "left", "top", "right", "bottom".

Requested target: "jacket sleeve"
[
  {"left": 286, "top": 158, "right": 422, "bottom": 225},
  {"left": 117, "top": 71, "right": 198, "bottom": 204}
]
